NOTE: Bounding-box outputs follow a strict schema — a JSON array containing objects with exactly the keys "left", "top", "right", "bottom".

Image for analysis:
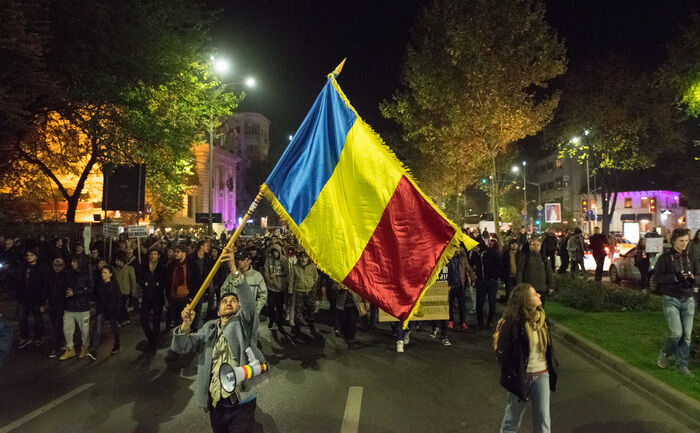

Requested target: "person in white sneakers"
[
  {"left": 391, "top": 322, "right": 411, "bottom": 353},
  {"left": 60, "top": 257, "right": 93, "bottom": 360}
]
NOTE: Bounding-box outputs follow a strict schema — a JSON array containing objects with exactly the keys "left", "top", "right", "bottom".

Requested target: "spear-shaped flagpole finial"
[{"left": 331, "top": 58, "right": 347, "bottom": 77}]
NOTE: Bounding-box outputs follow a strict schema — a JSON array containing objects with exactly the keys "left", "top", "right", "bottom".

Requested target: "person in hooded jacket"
[
  {"left": 470, "top": 237, "right": 502, "bottom": 330},
  {"left": 60, "top": 256, "right": 93, "bottom": 360},
  {"left": 16, "top": 248, "right": 49, "bottom": 349},
  {"left": 493, "top": 283, "right": 557, "bottom": 433},
  {"left": 88, "top": 266, "right": 121, "bottom": 360},
  {"left": 263, "top": 244, "right": 288, "bottom": 330},
  {"left": 47, "top": 257, "right": 70, "bottom": 358},
  {"left": 172, "top": 247, "right": 267, "bottom": 433},
  {"left": 288, "top": 250, "right": 319, "bottom": 335}
]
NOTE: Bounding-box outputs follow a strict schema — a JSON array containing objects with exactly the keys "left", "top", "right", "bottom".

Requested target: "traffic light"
[
  {"left": 650, "top": 197, "right": 657, "bottom": 213},
  {"left": 581, "top": 199, "right": 588, "bottom": 213},
  {"left": 535, "top": 220, "right": 541, "bottom": 225},
  {"left": 481, "top": 178, "right": 487, "bottom": 184}
]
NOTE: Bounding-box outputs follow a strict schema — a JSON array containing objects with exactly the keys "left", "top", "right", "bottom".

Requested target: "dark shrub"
[{"left": 552, "top": 275, "right": 660, "bottom": 312}]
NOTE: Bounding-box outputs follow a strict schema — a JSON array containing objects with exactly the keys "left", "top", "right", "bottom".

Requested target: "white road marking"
[
  {"left": 340, "top": 386, "right": 363, "bottom": 433},
  {"left": 0, "top": 383, "right": 94, "bottom": 433},
  {"left": 149, "top": 369, "right": 165, "bottom": 382}
]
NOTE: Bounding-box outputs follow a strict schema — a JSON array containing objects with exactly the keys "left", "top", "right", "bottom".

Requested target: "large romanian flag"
[{"left": 262, "top": 72, "right": 477, "bottom": 322}]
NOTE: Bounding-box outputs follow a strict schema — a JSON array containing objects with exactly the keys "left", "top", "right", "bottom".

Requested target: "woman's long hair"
[
  {"left": 501, "top": 283, "right": 537, "bottom": 323},
  {"left": 493, "top": 283, "right": 540, "bottom": 350}
]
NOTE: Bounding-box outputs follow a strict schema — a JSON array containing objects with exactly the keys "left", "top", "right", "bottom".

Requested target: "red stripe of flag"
[{"left": 343, "top": 175, "right": 456, "bottom": 321}]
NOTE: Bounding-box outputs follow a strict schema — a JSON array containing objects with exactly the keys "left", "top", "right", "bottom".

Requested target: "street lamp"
[
  {"left": 207, "top": 55, "right": 256, "bottom": 235},
  {"left": 512, "top": 161, "right": 527, "bottom": 226}
]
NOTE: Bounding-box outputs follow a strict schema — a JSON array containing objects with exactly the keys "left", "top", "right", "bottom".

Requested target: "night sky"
[{"left": 207, "top": 0, "right": 698, "bottom": 158}]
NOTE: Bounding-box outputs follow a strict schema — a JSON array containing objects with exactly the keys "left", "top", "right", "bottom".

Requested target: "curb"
[{"left": 551, "top": 322, "right": 700, "bottom": 426}]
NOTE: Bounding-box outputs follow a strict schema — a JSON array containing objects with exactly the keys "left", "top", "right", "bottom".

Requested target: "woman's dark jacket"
[
  {"left": 495, "top": 318, "right": 557, "bottom": 401},
  {"left": 66, "top": 268, "right": 93, "bottom": 312},
  {"left": 94, "top": 279, "right": 121, "bottom": 317}
]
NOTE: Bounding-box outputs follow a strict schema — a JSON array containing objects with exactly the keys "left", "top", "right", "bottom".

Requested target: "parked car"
[{"left": 608, "top": 247, "right": 662, "bottom": 292}]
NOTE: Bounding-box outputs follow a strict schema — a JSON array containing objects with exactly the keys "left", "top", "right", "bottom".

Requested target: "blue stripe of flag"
[{"left": 265, "top": 79, "right": 357, "bottom": 225}]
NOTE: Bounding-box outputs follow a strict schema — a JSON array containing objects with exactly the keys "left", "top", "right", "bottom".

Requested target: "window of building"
[
  {"left": 624, "top": 197, "right": 632, "bottom": 208},
  {"left": 554, "top": 177, "right": 564, "bottom": 189},
  {"left": 219, "top": 166, "right": 225, "bottom": 190},
  {"left": 546, "top": 161, "right": 554, "bottom": 170},
  {"left": 554, "top": 158, "right": 563, "bottom": 169},
  {"left": 640, "top": 197, "right": 649, "bottom": 209},
  {"left": 563, "top": 198, "right": 571, "bottom": 210}
]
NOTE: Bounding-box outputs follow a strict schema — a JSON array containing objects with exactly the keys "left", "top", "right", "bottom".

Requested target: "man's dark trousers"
[
  {"left": 593, "top": 253, "right": 606, "bottom": 281},
  {"left": 210, "top": 398, "right": 256, "bottom": 433},
  {"left": 545, "top": 252, "right": 556, "bottom": 273},
  {"left": 475, "top": 279, "right": 498, "bottom": 328},
  {"left": 448, "top": 284, "right": 466, "bottom": 324},
  {"left": 140, "top": 296, "right": 163, "bottom": 347}
]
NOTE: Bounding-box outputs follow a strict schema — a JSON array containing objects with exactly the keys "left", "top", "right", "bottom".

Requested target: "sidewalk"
[{"left": 551, "top": 322, "right": 700, "bottom": 428}]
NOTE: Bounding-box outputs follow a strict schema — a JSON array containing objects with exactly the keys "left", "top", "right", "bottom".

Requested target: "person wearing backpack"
[
  {"left": 566, "top": 228, "right": 586, "bottom": 275},
  {"left": 517, "top": 237, "right": 554, "bottom": 303}
]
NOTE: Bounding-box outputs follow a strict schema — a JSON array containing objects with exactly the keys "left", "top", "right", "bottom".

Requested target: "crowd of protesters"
[{"left": 0, "top": 224, "right": 697, "bottom": 432}]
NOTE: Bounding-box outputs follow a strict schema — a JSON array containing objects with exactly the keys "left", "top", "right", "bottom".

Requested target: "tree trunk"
[
  {"left": 66, "top": 195, "right": 79, "bottom": 223},
  {"left": 491, "top": 154, "right": 500, "bottom": 238},
  {"left": 600, "top": 171, "right": 618, "bottom": 235}
]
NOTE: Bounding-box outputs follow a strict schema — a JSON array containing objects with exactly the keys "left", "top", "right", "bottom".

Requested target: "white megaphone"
[{"left": 220, "top": 347, "right": 270, "bottom": 393}]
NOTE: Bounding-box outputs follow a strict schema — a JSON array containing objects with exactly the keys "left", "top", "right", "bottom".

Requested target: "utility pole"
[{"left": 208, "top": 108, "right": 214, "bottom": 236}]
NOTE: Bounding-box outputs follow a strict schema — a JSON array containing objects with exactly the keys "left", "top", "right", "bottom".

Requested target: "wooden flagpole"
[{"left": 187, "top": 187, "right": 265, "bottom": 311}]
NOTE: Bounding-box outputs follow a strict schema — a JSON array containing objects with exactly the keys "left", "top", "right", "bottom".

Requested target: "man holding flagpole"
[{"left": 172, "top": 247, "right": 266, "bottom": 433}]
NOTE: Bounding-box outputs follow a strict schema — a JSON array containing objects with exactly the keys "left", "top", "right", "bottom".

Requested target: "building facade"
[
  {"left": 530, "top": 153, "right": 685, "bottom": 235},
  {"left": 173, "top": 143, "right": 240, "bottom": 229},
  {"left": 529, "top": 153, "right": 587, "bottom": 222},
  {"left": 219, "top": 113, "right": 271, "bottom": 217}
]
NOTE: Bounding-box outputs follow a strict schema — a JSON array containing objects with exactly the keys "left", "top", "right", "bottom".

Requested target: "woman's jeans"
[
  {"left": 500, "top": 373, "right": 550, "bottom": 433},
  {"left": 661, "top": 295, "right": 695, "bottom": 368},
  {"left": 90, "top": 313, "right": 120, "bottom": 353}
]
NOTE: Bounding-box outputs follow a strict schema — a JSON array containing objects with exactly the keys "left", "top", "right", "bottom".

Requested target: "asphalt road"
[{"left": 0, "top": 306, "right": 696, "bottom": 433}]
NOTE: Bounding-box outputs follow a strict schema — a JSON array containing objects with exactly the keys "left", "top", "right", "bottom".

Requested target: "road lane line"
[
  {"left": 149, "top": 369, "right": 165, "bottom": 382},
  {"left": 340, "top": 386, "right": 363, "bottom": 433},
  {"left": 0, "top": 383, "right": 94, "bottom": 433}
]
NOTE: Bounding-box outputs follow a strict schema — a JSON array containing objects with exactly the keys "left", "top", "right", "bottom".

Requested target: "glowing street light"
[
  {"left": 245, "top": 77, "right": 256, "bottom": 88},
  {"left": 288, "top": 135, "right": 293, "bottom": 141},
  {"left": 213, "top": 57, "right": 230, "bottom": 75}
]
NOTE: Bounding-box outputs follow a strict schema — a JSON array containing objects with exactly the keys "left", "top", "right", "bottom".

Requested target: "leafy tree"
[
  {"left": 381, "top": 0, "right": 566, "bottom": 231},
  {"left": 0, "top": 0, "right": 240, "bottom": 222},
  {"left": 499, "top": 205, "right": 522, "bottom": 228},
  {"left": 553, "top": 55, "right": 686, "bottom": 233},
  {"left": 660, "top": 13, "right": 700, "bottom": 118}
]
